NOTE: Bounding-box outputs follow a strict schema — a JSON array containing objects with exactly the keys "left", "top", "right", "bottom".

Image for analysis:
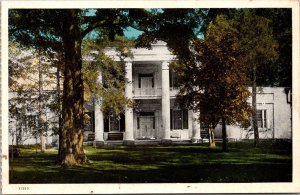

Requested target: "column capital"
[
  {"left": 125, "top": 60, "right": 132, "bottom": 65},
  {"left": 162, "top": 61, "right": 170, "bottom": 70},
  {"left": 125, "top": 61, "right": 132, "bottom": 71}
]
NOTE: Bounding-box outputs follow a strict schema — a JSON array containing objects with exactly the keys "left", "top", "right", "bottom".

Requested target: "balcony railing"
[
  {"left": 133, "top": 87, "right": 181, "bottom": 97},
  {"left": 133, "top": 88, "right": 162, "bottom": 97}
]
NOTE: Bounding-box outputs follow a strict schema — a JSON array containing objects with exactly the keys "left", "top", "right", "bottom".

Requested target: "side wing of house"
[{"left": 214, "top": 87, "right": 292, "bottom": 140}]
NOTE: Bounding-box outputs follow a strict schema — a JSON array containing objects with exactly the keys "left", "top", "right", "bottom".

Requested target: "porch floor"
[{"left": 84, "top": 139, "right": 197, "bottom": 146}]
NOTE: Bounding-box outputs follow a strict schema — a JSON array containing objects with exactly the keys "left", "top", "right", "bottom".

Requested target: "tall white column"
[
  {"left": 94, "top": 72, "right": 104, "bottom": 144},
  {"left": 161, "top": 61, "right": 171, "bottom": 139},
  {"left": 192, "top": 111, "right": 201, "bottom": 143},
  {"left": 124, "top": 61, "right": 134, "bottom": 141}
]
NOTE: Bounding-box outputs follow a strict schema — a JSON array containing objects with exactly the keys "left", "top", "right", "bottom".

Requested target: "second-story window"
[
  {"left": 138, "top": 74, "right": 154, "bottom": 88},
  {"left": 169, "top": 70, "right": 180, "bottom": 88}
]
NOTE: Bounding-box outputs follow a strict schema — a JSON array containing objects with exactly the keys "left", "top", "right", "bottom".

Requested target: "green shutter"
[{"left": 183, "top": 109, "right": 188, "bottom": 129}]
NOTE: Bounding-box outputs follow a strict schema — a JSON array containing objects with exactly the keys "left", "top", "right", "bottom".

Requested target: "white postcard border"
[{"left": 1, "top": 0, "right": 300, "bottom": 194}]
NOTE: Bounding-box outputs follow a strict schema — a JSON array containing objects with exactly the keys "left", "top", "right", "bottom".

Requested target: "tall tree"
[
  {"left": 234, "top": 10, "right": 278, "bottom": 146},
  {"left": 9, "top": 9, "right": 132, "bottom": 165},
  {"left": 202, "top": 9, "right": 286, "bottom": 146},
  {"left": 176, "top": 15, "right": 251, "bottom": 150},
  {"left": 9, "top": 42, "right": 56, "bottom": 150}
]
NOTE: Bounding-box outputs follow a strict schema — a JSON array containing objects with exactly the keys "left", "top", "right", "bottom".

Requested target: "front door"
[{"left": 139, "top": 117, "right": 155, "bottom": 139}]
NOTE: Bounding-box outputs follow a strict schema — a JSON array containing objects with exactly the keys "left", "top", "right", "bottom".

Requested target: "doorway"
[{"left": 137, "top": 112, "right": 156, "bottom": 139}]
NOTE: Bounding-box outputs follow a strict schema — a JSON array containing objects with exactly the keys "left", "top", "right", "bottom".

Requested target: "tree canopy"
[{"left": 9, "top": 9, "right": 135, "bottom": 165}]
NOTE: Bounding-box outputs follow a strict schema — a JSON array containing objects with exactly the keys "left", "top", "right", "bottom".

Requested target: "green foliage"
[
  {"left": 234, "top": 10, "right": 279, "bottom": 72},
  {"left": 82, "top": 36, "right": 134, "bottom": 116},
  {"left": 204, "top": 9, "right": 288, "bottom": 87},
  {"left": 9, "top": 9, "right": 137, "bottom": 164},
  {"left": 187, "top": 15, "right": 251, "bottom": 128},
  {"left": 9, "top": 42, "right": 58, "bottom": 144},
  {"left": 253, "top": 9, "right": 292, "bottom": 87}
]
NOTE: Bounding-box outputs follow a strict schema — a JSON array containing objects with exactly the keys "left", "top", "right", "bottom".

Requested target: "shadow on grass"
[{"left": 9, "top": 142, "right": 292, "bottom": 183}]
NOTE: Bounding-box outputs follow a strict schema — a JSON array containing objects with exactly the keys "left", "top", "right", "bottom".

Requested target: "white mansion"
[
  {"left": 9, "top": 41, "right": 292, "bottom": 145},
  {"left": 86, "top": 41, "right": 292, "bottom": 144}
]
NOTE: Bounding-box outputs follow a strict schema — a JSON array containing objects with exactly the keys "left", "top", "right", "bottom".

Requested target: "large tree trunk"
[
  {"left": 58, "top": 10, "right": 87, "bottom": 166},
  {"left": 221, "top": 117, "right": 227, "bottom": 152},
  {"left": 252, "top": 65, "right": 259, "bottom": 147}
]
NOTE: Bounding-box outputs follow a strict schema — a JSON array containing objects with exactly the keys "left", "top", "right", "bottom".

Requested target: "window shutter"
[
  {"left": 138, "top": 76, "right": 141, "bottom": 88},
  {"left": 266, "top": 111, "right": 270, "bottom": 129},
  {"left": 153, "top": 117, "right": 155, "bottom": 129},
  {"left": 92, "top": 112, "right": 95, "bottom": 132},
  {"left": 152, "top": 77, "right": 154, "bottom": 88},
  {"left": 183, "top": 109, "right": 188, "bottom": 129},
  {"left": 104, "top": 117, "right": 109, "bottom": 132},
  {"left": 169, "top": 70, "right": 172, "bottom": 87},
  {"left": 120, "top": 113, "right": 125, "bottom": 132},
  {"left": 170, "top": 109, "right": 173, "bottom": 130}
]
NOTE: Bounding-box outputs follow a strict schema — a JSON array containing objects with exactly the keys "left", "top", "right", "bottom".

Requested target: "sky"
[{"left": 124, "top": 27, "right": 144, "bottom": 39}]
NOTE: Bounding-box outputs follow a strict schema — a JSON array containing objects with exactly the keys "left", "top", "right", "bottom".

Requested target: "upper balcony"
[
  {"left": 132, "top": 63, "right": 180, "bottom": 99},
  {"left": 133, "top": 87, "right": 162, "bottom": 99},
  {"left": 133, "top": 87, "right": 179, "bottom": 99}
]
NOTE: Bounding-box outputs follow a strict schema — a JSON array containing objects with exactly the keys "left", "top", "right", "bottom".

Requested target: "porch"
[{"left": 84, "top": 138, "right": 196, "bottom": 146}]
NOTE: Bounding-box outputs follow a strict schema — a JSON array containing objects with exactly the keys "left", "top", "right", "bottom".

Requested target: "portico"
[{"left": 93, "top": 41, "right": 202, "bottom": 144}]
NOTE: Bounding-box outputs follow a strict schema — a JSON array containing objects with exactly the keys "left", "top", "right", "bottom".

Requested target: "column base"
[
  {"left": 123, "top": 140, "right": 135, "bottom": 146},
  {"left": 191, "top": 138, "right": 202, "bottom": 144},
  {"left": 161, "top": 139, "right": 172, "bottom": 145},
  {"left": 93, "top": 141, "right": 105, "bottom": 147}
]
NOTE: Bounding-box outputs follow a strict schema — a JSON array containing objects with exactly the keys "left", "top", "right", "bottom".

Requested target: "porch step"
[{"left": 107, "top": 132, "right": 123, "bottom": 140}]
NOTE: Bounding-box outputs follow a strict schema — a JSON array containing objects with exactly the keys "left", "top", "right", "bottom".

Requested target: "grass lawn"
[{"left": 9, "top": 141, "right": 292, "bottom": 183}]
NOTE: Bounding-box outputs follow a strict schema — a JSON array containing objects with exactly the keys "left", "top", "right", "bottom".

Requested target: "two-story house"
[
  {"left": 9, "top": 41, "right": 292, "bottom": 146},
  {"left": 91, "top": 41, "right": 202, "bottom": 145},
  {"left": 88, "top": 41, "right": 292, "bottom": 145}
]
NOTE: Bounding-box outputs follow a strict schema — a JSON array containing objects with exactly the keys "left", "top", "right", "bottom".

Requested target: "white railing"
[
  {"left": 133, "top": 87, "right": 181, "bottom": 97},
  {"left": 134, "top": 88, "right": 162, "bottom": 97}
]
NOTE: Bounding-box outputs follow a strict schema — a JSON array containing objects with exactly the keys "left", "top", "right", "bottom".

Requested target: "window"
[
  {"left": 170, "top": 109, "right": 188, "bottom": 130},
  {"left": 104, "top": 113, "right": 125, "bottom": 132},
  {"left": 169, "top": 70, "right": 180, "bottom": 88},
  {"left": 138, "top": 74, "right": 154, "bottom": 88},
  {"left": 257, "top": 110, "right": 267, "bottom": 128}
]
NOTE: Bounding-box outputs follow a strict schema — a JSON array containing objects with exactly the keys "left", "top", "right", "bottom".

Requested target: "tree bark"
[
  {"left": 252, "top": 65, "right": 259, "bottom": 147},
  {"left": 58, "top": 10, "right": 87, "bottom": 165},
  {"left": 222, "top": 117, "right": 227, "bottom": 152}
]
